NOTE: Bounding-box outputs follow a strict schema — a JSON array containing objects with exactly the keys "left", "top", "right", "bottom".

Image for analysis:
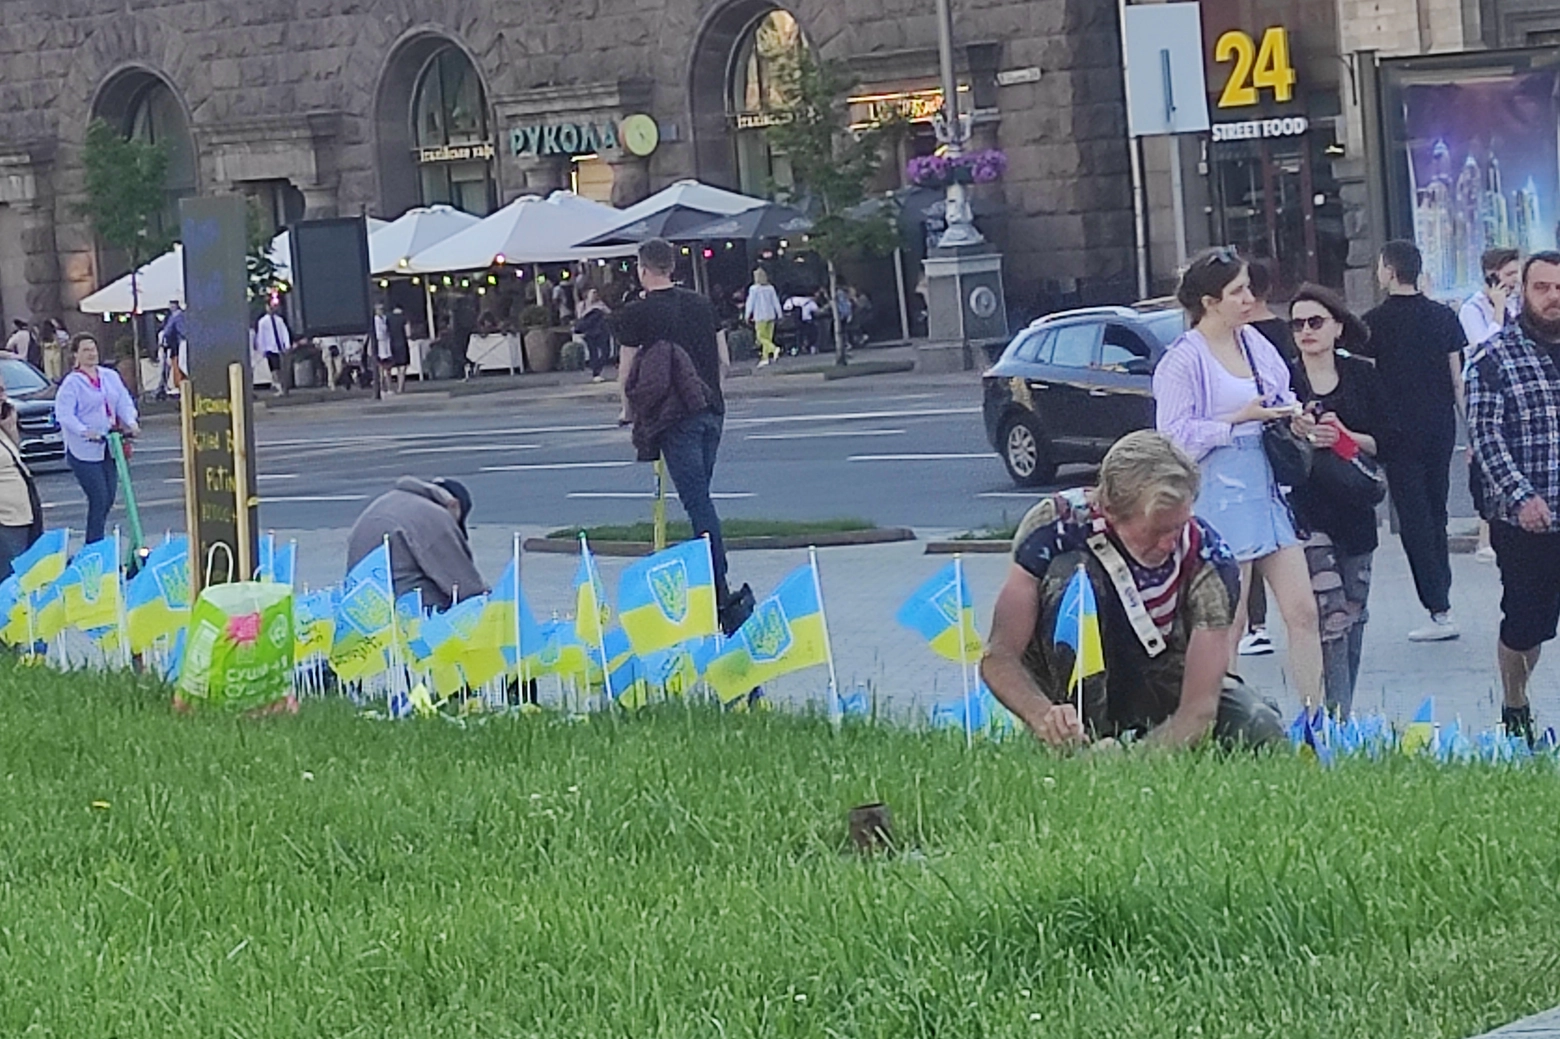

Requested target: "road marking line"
[
  {"left": 255, "top": 422, "right": 620, "bottom": 449},
  {"left": 165, "top": 473, "right": 296, "bottom": 484},
  {"left": 397, "top": 443, "right": 541, "bottom": 455},
  {"left": 978, "top": 491, "right": 1043, "bottom": 499},
  {"left": 746, "top": 429, "right": 904, "bottom": 441},
  {"left": 848, "top": 452, "right": 994, "bottom": 462},
  {"left": 731, "top": 406, "right": 979, "bottom": 428},
  {"left": 566, "top": 491, "right": 755, "bottom": 500},
  {"left": 261, "top": 494, "right": 368, "bottom": 503},
  {"left": 481, "top": 460, "right": 633, "bottom": 473}
]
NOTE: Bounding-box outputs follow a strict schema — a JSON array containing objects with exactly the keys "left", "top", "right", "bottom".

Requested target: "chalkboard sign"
[{"left": 179, "top": 195, "right": 258, "bottom": 587}]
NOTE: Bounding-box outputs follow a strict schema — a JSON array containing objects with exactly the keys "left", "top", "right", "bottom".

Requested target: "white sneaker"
[
  {"left": 1237, "top": 629, "right": 1274, "bottom": 656},
  {"left": 1475, "top": 545, "right": 1496, "bottom": 564},
  {"left": 1408, "top": 612, "right": 1460, "bottom": 642},
  {"left": 756, "top": 358, "right": 770, "bottom": 367}
]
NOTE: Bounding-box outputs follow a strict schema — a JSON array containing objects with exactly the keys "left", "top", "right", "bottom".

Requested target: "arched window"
[
  {"left": 124, "top": 79, "right": 197, "bottom": 239},
  {"left": 729, "top": 9, "right": 804, "bottom": 196},
  {"left": 412, "top": 47, "right": 496, "bottom": 215}
]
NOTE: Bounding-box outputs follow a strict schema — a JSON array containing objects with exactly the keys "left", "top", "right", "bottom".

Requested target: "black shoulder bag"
[{"left": 1239, "top": 328, "right": 1313, "bottom": 487}]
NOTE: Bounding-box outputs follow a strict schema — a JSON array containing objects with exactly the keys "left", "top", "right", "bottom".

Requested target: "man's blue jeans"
[{"left": 660, "top": 410, "right": 729, "bottom": 601}]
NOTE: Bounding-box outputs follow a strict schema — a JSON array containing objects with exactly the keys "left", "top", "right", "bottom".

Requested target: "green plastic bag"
[{"left": 177, "top": 582, "right": 295, "bottom": 712}]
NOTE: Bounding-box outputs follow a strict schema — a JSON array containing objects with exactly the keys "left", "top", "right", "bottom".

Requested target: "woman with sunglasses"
[
  {"left": 1286, "top": 284, "right": 1397, "bottom": 716},
  {"left": 1154, "top": 247, "right": 1324, "bottom": 707}
]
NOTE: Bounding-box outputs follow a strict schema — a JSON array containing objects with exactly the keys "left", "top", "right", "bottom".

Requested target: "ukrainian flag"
[
  {"left": 13, "top": 528, "right": 68, "bottom": 594},
  {"left": 294, "top": 588, "right": 337, "bottom": 661},
  {"left": 1053, "top": 566, "right": 1104, "bottom": 688},
  {"left": 601, "top": 625, "right": 649, "bottom": 707},
  {"left": 573, "top": 542, "right": 611, "bottom": 644},
  {"left": 617, "top": 538, "right": 719, "bottom": 658},
  {"left": 30, "top": 583, "right": 66, "bottom": 641},
  {"left": 705, "top": 564, "right": 831, "bottom": 704},
  {"left": 125, "top": 536, "right": 191, "bottom": 652},
  {"left": 57, "top": 538, "right": 121, "bottom": 633},
  {"left": 331, "top": 543, "right": 394, "bottom": 681},
  {"left": 256, "top": 535, "right": 296, "bottom": 587},
  {"left": 0, "top": 576, "right": 23, "bottom": 645},
  {"left": 534, "top": 618, "right": 593, "bottom": 679},
  {"left": 479, "top": 559, "right": 546, "bottom": 676},
  {"left": 1401, "top": 697, "right": 1434, "bottom": 755},
  {"left": 896, "top": 561, "right": 983, "bottom": 662},
  {"left": 445, "top": 594, "right": 507, "bottom": 688}
]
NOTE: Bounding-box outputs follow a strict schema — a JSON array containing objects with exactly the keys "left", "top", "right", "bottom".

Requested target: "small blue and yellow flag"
[
  {"left": 573, "top": 541, "right": 611, "bottom": 645},
  {"left": 331, "top": 543, "right": 394, "bottom": 681},
  {"left": 294, "top": 588, "right": 337, "bottom": 662},
  {"left": 1401, "top": 696, "right": 1435, "bottom": 756},
  {"left": 896, "top": 561, "right": 983, "bottom": 662},
  {"left": 56, "top": 538, "right": 121, "bottom": 633},
  {"left": 476, "top": 558, "right": 546, "bottom": 676},
  {"left": 534, "top": 618, "right": 593, "bottom": 679},
  {"left": 13, "top": 529, "right": 68, "bottom": 594},
  {"left": 256, "top": 535, "right": 296, "bottom": 587},
  {"left": 125, "top": 536, "right": 191, "bottom": 652},
  {"left": 617, "top": 538, "right": 719, "bottom": 659},
  {"left": 705, "top": 563, "right": 831, "bottom": 704},
  {"left": 1053, "top": 566, "right": 1104, "bottom": 688},
  {"left": 30, "top": 582, "right": 66, "bottom": 642}
]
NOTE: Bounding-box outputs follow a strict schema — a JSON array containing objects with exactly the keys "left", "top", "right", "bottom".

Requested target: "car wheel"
[{"left": 1001, "top": 413, "right": 1056, "bottom": 487}]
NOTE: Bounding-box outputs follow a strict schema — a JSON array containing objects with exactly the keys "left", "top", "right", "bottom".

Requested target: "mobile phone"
[{"left": 1486, "top": 272, "right": 1502, "bottom": 288}]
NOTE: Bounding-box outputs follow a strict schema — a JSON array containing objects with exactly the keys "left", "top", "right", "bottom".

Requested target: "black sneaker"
[
  {"left": 718, "top": 583, "right": 755, "bottom": 637},
  {"left": 1502, "top": 704, "right": 1536, "bottom": 749}
]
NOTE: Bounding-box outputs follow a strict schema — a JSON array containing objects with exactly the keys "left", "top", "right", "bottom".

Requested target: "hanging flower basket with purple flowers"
[{"left": 906, "top": 149, "right": 1008, "bottom": 189}]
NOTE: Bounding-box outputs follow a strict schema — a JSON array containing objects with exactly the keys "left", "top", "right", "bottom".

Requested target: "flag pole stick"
[
  {"left": 513, "top": 532, "right": 527, "bottom": 705},
  {"left": 1071, "top": 562, "right": 1085, "bottom": 726},
  {"left": 809, "top": 545, "right": 841, "bottom": 731},
  {"left": 383, "top": 534, "right": 407, "bottom": 705},
  {"left": 579, "top": 534, "right": 613, "bottom": 705},
  {"left": 115, "top": 526, "right": 131, "bottom": 668},
  {"left": 954, "top": 552, "right": 974, "bottom": 751}
]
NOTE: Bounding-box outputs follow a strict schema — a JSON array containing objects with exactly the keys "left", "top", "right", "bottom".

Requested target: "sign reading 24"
[{"left": 1214, "top": 26, "right": 1296, "bottom": 109}]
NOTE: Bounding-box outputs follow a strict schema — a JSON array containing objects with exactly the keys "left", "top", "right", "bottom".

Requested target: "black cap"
[{"left": 432, "top": 477, "right": 472, "bottom": 534}]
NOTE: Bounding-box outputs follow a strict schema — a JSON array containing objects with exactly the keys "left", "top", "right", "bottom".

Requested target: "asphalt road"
[{"left": 34, "top": 380, "right": 1052, "bottom": 539}]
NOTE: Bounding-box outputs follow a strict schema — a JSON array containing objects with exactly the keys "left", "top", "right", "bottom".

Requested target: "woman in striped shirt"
[{"left": 1153, "top": 248, "right": 1323, "bottom": 708}]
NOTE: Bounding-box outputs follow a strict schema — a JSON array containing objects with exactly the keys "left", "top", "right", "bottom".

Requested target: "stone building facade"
[{"left": 0, "top": 0, "right": 1139, "bottom": 330}]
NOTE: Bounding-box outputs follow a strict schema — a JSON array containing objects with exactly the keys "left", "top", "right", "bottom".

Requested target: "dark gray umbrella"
[
  {"left": 665, "top": 204, "right": 814, "bottom": 242},
  {"left": 576, "top": 206, "right": 741, "bottom": 246}
]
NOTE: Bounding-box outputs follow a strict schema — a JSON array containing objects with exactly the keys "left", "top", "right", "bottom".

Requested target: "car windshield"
[
  {"left": 0, "top": 357, "right": 49, "bottom": 395},
  {"left": 1142, "top": 309, "right": 1186, "bottom": 347}
]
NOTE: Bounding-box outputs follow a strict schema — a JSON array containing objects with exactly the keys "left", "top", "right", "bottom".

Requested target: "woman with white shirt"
[
  {"left": 1153, "top": 247, "right": 1323, "bottom": 705},
  {"left": 53, "top": 333, "right": 139, "bottom": 543},
  {"left": 744, "top": 269, "right": 783, "bottom": 366}
]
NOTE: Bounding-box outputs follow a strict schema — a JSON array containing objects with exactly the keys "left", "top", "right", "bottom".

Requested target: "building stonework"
[{"left": 0, "top": 0, "right": 1137, "bottom": 328}]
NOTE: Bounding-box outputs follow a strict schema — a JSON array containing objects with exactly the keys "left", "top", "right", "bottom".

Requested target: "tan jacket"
[{"left": 0, "top": 431, "right": 34, "bottom": 527}]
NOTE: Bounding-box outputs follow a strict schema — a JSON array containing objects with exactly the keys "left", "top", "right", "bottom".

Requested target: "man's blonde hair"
[{"left": 1095, "top": 431, "right": 1200, "bottom": 519}]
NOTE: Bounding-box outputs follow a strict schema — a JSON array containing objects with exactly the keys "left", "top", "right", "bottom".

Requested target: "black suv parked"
[{"left": 982, "top": 305, "right": 1184, "bottom": 486}]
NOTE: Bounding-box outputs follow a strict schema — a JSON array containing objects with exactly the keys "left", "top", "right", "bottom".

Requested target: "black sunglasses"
[{"left": 1289, "top": 315, "right": 1332, "bottom": 332}]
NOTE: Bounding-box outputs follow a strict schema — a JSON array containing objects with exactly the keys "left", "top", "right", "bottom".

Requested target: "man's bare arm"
[
  {"left": 1143, "top": 626, "right": 1228, "bottom": 748},
  {"left": 981, "top": 564, "right": 1084, "bottom": 747},
  {"left": 1450, "top": 352, "right": 1467, "bottom": 424}
]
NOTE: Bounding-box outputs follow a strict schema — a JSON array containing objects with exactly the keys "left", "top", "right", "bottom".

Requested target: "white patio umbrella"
[
  {"left": 78, "top": 245, "right": 188, "bottom": 314},
  {"left": 402, "top": 191, "right": 632, "bottom": 273},
  {"left": 368, "top": 205, "right": 481, "bottom": 275},
  {"left": 577, "top": 179, "right": 768, "bottom": 246}
]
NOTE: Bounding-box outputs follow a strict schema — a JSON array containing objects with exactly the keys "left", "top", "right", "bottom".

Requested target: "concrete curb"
[
  {"left": 524, "top": 526, "right": 917, "bottom": 557},
  {"left": 924, "top": 539, "right": 1010, "bottom": 555}
]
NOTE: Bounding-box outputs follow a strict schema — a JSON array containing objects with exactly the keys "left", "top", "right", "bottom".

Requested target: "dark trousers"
[
  {"left": 1385, "top": 432, "right": 1454, "bottom": 615},
  {"left": 585, "top": 335, "right": 611, "bottom": 378},
  {"left": 68, "top": 453, "right": 118, "bottom": 544},
  {"left": 0, "top": 523, "right": 32, "bottom": 581},
  {"left": 661, "top": 411, "right": 728, "bottom": 600},
  {"left": 452, "top": 329, "right": 474, "bottom": 375}
]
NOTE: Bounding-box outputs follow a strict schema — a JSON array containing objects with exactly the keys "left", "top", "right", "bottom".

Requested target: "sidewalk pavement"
[
  {"left": 139, "top": 343, "right": 945, "bottom": 421},
  {"left": 280, "top": 522, "right": 1556, "bottom": 730}
]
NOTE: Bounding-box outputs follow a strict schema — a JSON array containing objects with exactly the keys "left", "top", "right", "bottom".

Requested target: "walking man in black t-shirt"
[
  {"left": 1467, "top": 252, "right": 1560, "bottom": 746},
  {"left": 615, "top": 238, "right": 752, "bottom": 635},
  {"left": 1361, "top": 240, "right": 1468, "bottom": 642}
]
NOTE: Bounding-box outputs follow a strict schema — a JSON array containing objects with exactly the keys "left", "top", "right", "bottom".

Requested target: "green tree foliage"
[
  {"left": 77, "top": 119, "right": 172, "bottom": 363},
  {"left": 765, "top": 53, "right": 899, "bottom": 365}
]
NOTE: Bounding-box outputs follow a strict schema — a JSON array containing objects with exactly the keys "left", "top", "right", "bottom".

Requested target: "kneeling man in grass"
[{"left": 982, "top": 431, "right": 1284, "bottom": 750}]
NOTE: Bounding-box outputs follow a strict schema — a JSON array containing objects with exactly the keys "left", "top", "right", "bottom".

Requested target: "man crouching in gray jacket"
[{"left": 346, "top": 477, "right": 488, "bottom": 609}]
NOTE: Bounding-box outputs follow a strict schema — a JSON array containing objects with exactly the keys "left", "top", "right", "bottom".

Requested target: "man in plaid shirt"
[{"left": 1467, "top": 251, "right": 1560, "bottom": 745}]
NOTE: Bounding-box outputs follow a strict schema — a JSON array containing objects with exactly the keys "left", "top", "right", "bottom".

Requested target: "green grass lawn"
[
  {"left": 3, "top": 660, "right": 1558, "bottom": 1037},
  {"left": 546, "top": 517, "right": 876, "bottom": 542}
]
